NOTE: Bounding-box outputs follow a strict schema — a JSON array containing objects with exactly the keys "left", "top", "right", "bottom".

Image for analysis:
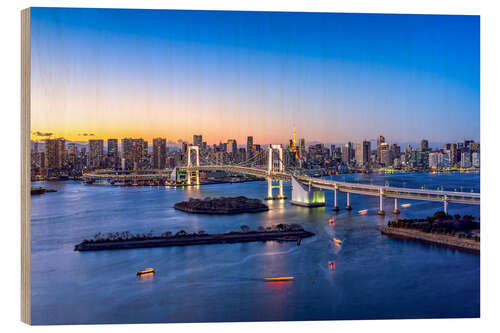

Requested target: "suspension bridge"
[{"left": 83, "top": 145, "right": 480, "bottom": 215}]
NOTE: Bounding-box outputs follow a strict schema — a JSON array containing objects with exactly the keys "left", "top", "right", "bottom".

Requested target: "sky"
[{"left": 30, "top": 8, "right": 480, "bottom": 146}]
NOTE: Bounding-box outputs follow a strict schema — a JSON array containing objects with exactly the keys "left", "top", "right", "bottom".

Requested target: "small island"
[
  {"left": 174, "top": 196, "right": 269, "bottom": 214},
  {"left": 74, "top": 224, "right": 314, "bottom": 251},
  {"left": 31, "top": 186, "right": 57, "bottom": 195},
  {"left": 381, "top": 211, "right": 480, "bottom": 254}
]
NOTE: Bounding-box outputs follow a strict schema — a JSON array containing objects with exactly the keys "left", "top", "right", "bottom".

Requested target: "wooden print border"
[{"left": 21, "top": 7, "right": 31, "bottom": 325}]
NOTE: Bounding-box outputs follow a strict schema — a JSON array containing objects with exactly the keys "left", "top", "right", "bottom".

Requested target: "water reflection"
[{"left": 30, "top": 172, "right": 480, "bottom": 324}]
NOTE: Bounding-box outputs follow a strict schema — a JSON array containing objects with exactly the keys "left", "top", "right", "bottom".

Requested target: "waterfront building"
[
  {"left": 122, "top": 138, "right": 146, "bottom": 170},
  {"left": 379, "top": 142, "right": 391, "bottom": 166},
  {"left": 472, "top": 152, "right": 480, "bottom": 168},
  {"left": 106, "top": 139, "right": 119, "bottom": 169},
  {"left": 449, "top": 143, "right": 458, "bottom": 165},
  {"left": 341, "top": 142, "right": 354, "bottom": 164},
  {"left": 153, "top": 138, "right": 167, "bottom": 169},
  {"left": 290, "top": 176, "right": 325, "bottom": 207},
  {"left": 429, "top": 152, "right": 442, "bottom": 169},
  {"left": 88, "top": 140, "right": 104, "bottom": 169},
  {"left": 377, "top": 135, "right": 385, "bottom": 162},
  {"left": 461, "top": 151, "right": 472, "bottom": 168},
  {"left": 355, "top": 141, "right": 371, "bottom": 168},
  {"left": 44, "top": 138, "right": 66, "bottom": 171}
]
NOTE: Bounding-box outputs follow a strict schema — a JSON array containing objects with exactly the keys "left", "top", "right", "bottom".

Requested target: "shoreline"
[
  {"left": 74, "top": 230, "right": 314, "bottom": 251},
  {"left": 173, "top": 196, "right": 269, "bottom": 215},
  {"left": 381, "top": 226, "right": 479, "bottom": 254}
]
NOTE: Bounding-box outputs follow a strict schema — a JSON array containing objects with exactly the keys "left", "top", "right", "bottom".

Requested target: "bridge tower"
[
  {"left": 265, "top": 145, "right": 287, "bottom": 200},
  {"left": 378, "top": 188, "right": 385, "bottom": 215},
  {"left": 186, "top": 145, "right": 200, "bottom": 185}
]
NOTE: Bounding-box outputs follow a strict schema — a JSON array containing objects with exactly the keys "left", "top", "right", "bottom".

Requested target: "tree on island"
[
  {"left": 240, "top": 225, "right": 249, "bottom": 233},
  {"left": 175, "top": 230, "right": 187, "bottom": 237}
]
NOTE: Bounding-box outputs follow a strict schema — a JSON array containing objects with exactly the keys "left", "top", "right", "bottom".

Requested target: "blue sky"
[{"left": 30, "top": 8, "right": 480, "bottom": 145}]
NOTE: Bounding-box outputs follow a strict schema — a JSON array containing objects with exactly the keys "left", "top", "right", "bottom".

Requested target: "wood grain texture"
[{"left": 21, "top": 7, "right": 31, "bottom": 325}]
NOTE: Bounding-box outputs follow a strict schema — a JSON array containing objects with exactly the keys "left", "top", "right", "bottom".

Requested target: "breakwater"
[
  {"left": 75, "top": 229, "right": 314, "bottom": 252},
  {"left": 381, "top": 226, "right": 479, "bottom": 254}
]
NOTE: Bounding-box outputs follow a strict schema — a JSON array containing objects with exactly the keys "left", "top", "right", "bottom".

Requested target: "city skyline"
[{"left": 31, "top": 8, "right": 479, "bottom": 144}]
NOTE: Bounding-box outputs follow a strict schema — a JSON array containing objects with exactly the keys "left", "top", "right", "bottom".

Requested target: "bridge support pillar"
[
  {"left": 392, "top": 198, "right": 400, "bottom": 214},
  {"left": 265, "top": 178, "right": 274, "bottom": 200},
  {"left": 333, "top": 187, "right": 339, "bottom": 211},
  {"left": 346, "top": 192, "right": 352, "bottom": 210},
  {"left": 276, "top": 180, "right": 287, "bottom": 199},
  {"left": 444, "top": 200, "right": 448, "bottom": 215},
  {"left": 378, "top": 190, "right": 385, "bottom": 215}
]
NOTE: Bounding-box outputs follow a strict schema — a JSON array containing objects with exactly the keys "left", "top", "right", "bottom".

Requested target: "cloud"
[
  {"left": 78, "top": 133, "right": 95, "bottom": 137},
  {"left": 32, "top": 131, "right": 53, "bottom": 137}
]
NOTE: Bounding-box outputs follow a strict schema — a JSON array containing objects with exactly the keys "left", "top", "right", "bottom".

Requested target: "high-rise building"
[
  {"left": 44, "top": 138, "right": 66, "bottom": 170},
  {"left": 472, "top": 152, "right": 480, "bottom": 168},
  {"left": 88, "top": 139, "right": 104, "bottom": 169},
  {"left": 227, "top": 139, "right": 237, "bottom": 154},
  {"left": 299, "top": 138, "right": 306, "bottom": 158},
  {"left": 356, "top": 141, "right": 371, "bottom": 167},
  {"left": 461, "top": 151, "right": 472, "bottom": 168},
  {"left": 107, "top": 139, "right": 119, "bottom": 168},
  {"left": 421, "top": 139, "right": 430, "bottom": 151},
  {"left": 377, "top": 135, "right": 385, "bottom": 162},
  {"left": 341, "top": 142, "right": 354, "bottom": 164},
  {"left": 193, "top": 135, "right": 202, "bottom": 149},
  {"left": 379, "top": 143, "right": 391, "bottom": 166},
  {"left": 107, "top": 139, "right": 118, "bottom": 157},
  {"left": 247, "top": 136, "right": 254, "bottom": 158},
  {"left": 122, "top": 138, "right": 145, "bottom": 170},
  {"left": 449, "top": 143, "right": 458, "bottom": 166},
  {"left": 390, "top": 144, "right": 401, "bottom": 159},
  {"left": 429, "top": 152, "right": 442, "bottom": 169},
  {"left": 152, "top": 138, "right": 167, "bottom": 169}
]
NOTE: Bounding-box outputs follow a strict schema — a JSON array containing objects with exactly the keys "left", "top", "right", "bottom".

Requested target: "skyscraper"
[
  {"left": 107, "top": 139, "right": 119, "bottom": 168},
  {"left": 341, "top": 142, "right": 354, "bottom": 164},
  {"left": 377, "top": 135, "right": 385, "bottom": 162},
  {"left": 153, "top": 138, "right": 167, "bottom": 169},
  {"left": 193, "top": 135, "right": 202, "bottom": 149},
  {"left": 121, "top": 138, "right": 145, "bottom": 170},
  {"left": 461, "top": 151, "right": 472, "bottom": 168},
  {"left": 379, "top": 142, "right": 391, "bottom": 166},
  {"left": 421, "top": 139, "right": 429, "bottom": 151},
  {"left": 227, "top": 139, "right": 237, "bottom": 154},
  {"left": 472, "top": 152, "right": 480, "bottom": 168},
  {"left": 88, "top": 139, "right": 104, "bottom": 169},
  {"left": 356, "top": 141, "right": 371, "bottom": 167},
  {"left": 247, "top": 136, "right": 254, "bottom": 159},
  {"left": 299, "top": 138, "right": 306, "bottom": 158},
  {"left": 44, "top": 138, "right": 65, "bottom": 170}
]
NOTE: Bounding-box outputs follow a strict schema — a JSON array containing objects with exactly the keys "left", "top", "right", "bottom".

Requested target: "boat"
[
  {"left": 401, "top": 203, "right": 411, "bottom": 208},
  {"left": 329, "top": 218, "right": 335, "bottom": 224},
  {"left": 137, "top": 268, "right": 155, "bottom": 276},
  {"left": 358, "top": 209, "right": 368, "bottom": 215},
  {"left": 328, "top": 261, "right": 336, "bottom": 269},
  {"left": 333, "top": 238, "right": 342, "bottom": 246},
  {"left": 264, "top": 276, "right": 294, "bottom": 282}
]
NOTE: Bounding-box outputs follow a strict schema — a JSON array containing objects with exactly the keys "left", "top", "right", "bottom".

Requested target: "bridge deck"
[{"left": 83, "top": 165, "right": 480, "bottom": 205}]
